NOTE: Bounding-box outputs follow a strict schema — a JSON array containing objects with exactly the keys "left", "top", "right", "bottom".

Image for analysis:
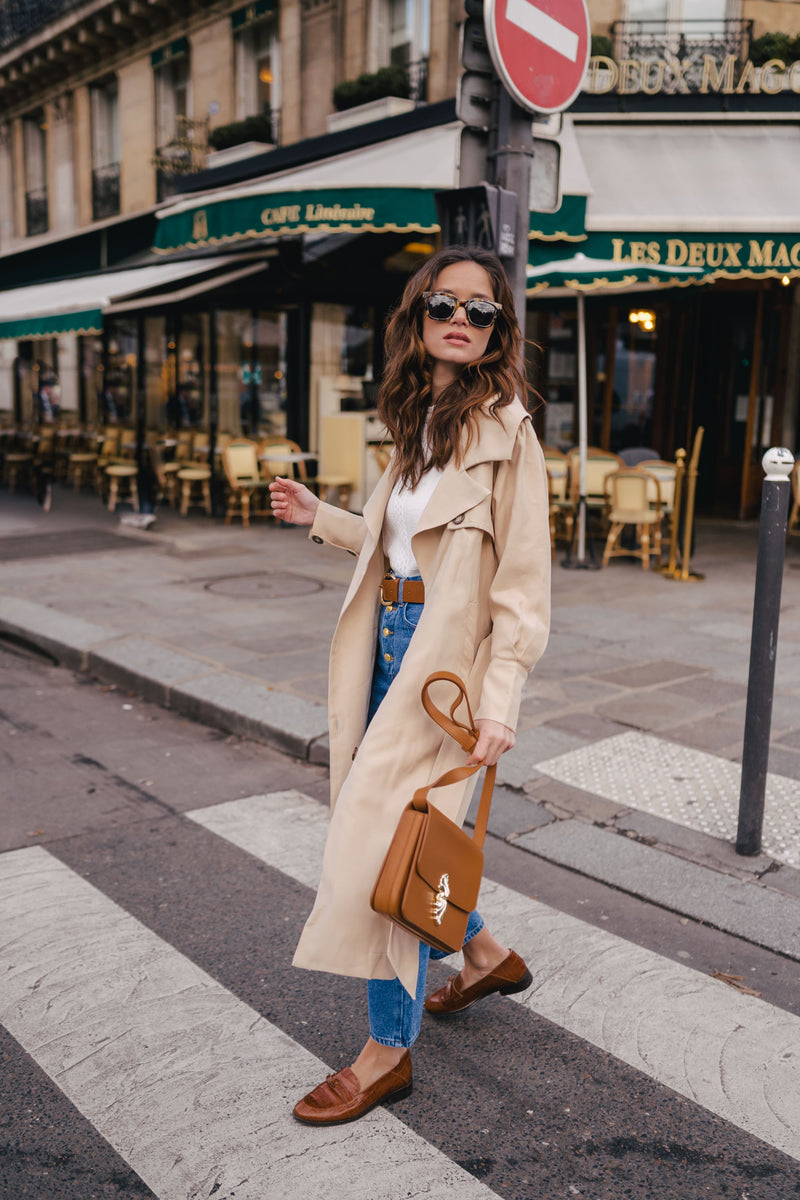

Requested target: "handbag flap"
[{"left": 415, "top": 802, "right": 483, "bottom": 912}]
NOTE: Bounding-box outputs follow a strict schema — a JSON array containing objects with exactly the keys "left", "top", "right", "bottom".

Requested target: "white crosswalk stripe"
[
  {"left": 189, "top": 790, "right": 800, "bottom": 1164},
  {"left": 0, "top": 844, "right": 500, "bottom": 1200}
]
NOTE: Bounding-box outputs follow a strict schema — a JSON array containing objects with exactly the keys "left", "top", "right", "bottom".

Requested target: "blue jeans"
[{"left": 366, "top": 577, "right": 484, "bottom": 1048}]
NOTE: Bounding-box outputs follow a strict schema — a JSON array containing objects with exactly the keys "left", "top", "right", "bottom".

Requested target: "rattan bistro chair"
[
  {"left": 542, "top": 445, "right": 571, "bottom": 551},
  {"left": 602, "top": 469, "right": 663, "bottom": 569},
  {"left": 222, "top": 438, "right": 270, "bottom": 527},
  {"left": 257, "top": 436, "right": 309, "bottom": 482}
]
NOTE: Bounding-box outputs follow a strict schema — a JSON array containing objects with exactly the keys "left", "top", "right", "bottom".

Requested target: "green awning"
[
  {"left": 529, "top": 195, "right": 587, "bottom": 243},
  {"left": 0, "top": 308, "right": 103, "bottom": 341},
  {"left": 530, "top": 231, "right": 800, "bottom": 282},
  {"left": 155, "top": 186, "right": 440, "bottom": 253}
]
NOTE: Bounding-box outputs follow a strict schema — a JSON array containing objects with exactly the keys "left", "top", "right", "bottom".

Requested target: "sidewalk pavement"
[{"left": 2, "top": 488, "right": 800, "bottom": 962}]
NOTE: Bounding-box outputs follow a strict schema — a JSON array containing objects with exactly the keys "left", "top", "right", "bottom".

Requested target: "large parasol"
[{"left": 526, "top": 253, "right": 705, "bottom": 565}]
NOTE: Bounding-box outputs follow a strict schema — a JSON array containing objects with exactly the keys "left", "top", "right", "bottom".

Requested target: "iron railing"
[
  {"left": 25, "top": 187, "right": 48, "bottom": 236},
  {"left": 408, "top": 56, "right": 428, "bottom": 105},
  {"left": 91, "top": 161, "right": 120, "bottom": 221},
  {"left": 153, "top": 116, "right": 209, "bottom": 198},
  {"left": 610, "top": 19, "right": 754, "bottom": 63}
]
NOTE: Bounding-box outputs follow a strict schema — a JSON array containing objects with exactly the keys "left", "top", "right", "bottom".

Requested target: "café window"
[
  {"left": 174, "top": 314, "right": 209, "bottom": 429},
  {"left": 216, "top": 309, "right": 288, "bottom": 438},
  {"left": 90, "top": 77, "right": 120, "bottom": 221},
  {"left": 594, "top": 307, "right": 660, "bottom": 453},
  {"left": 104, "top": 321, "right": 138, "bottom": 426},
  {"left": 80, "top": 335, "right": 104, "bottom": 428},
  {"left": 234, "top": 9, "right": 280, "bottom": 139},
  {"left": 23, "top": 110, "right": 48, "bottom": 237}
]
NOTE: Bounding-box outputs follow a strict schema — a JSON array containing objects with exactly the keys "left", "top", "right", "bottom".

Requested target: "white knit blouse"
[{"left": 383, "top": 464, "right": 443, "bottom": 577}]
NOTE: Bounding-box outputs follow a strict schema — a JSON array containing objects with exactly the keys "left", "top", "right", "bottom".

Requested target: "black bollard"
[{"left": 736, "top": 447, "right": 795, "bottom": 856}]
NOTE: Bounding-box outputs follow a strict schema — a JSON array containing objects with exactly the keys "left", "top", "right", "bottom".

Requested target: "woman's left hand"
[{"left": 466, "top": 719, "right": 515, "bottom": 767}]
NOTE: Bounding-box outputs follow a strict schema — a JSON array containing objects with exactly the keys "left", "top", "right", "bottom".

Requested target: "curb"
[{"left": 0, "top": 595, "right": 331, "bottom": 767}]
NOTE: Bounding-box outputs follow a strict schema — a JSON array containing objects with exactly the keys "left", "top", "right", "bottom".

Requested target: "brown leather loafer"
[
  {"left": 424, "top": 949, "right": 532, "bottom": 1016},
  {"left": 293, "top": 1051, "right": 412, "bottom": 1125}
]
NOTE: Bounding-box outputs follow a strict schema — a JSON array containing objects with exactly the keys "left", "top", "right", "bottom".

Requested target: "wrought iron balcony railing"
[
  {"left": 408, "top": 56, "right": 429, "bottom": 105},
  {"left": 610, "top": 19, "right": 754, "bottom": 64},
  {"left": 25, "top": 186, "right": 48, "bottom": 237},
  {"left": 91, "top": 161, "right": 120, "bottom": 222}
]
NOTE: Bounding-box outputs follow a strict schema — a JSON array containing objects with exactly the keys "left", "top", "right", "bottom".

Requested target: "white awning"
[
  {"left": 0, "top": 256, "right": 246, "bottom": 340},
  {"left": 153, "top": 120, "right": 592, "bottom": 252},
  {"left": 576, "top": 124, "right": 800, "bottom": 234}
]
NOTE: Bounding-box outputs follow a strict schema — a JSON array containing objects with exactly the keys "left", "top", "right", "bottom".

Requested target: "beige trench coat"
[{"left": 293, "top": 397, "right": 551, "bottom": 996}]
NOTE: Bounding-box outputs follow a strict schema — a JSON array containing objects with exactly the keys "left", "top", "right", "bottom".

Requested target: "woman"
[{"left": 269, "top": 246, "right": 551, "bottom": 1125}]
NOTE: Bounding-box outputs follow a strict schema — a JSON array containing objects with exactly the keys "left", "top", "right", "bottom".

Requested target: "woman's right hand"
[{"left": 269, "top": 477, "right": 320, "bottom": 526}]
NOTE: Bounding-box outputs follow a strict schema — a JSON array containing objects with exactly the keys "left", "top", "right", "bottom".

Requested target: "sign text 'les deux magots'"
[
  {"left": 611, "top": 237, "right": 800, "bottom": 270},
  {"left": 586, "top": 54, "right": 800, "bottom": 96}
]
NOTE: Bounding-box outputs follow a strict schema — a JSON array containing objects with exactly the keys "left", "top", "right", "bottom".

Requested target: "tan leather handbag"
[{"left": 370, "top": 671, "right": 496, "bottom": 955}]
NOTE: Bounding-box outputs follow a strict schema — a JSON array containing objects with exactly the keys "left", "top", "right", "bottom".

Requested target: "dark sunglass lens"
[
  {"left": 426, "top": 293, "right": 456, "bottom": 321},
  {"left": 466, "top": 302, "right": 497, "bottom": 328}
]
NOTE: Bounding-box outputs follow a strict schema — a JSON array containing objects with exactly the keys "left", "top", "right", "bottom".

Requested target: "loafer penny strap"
[{"left": 313, "top": 1067, "right": 361, "bottom": 1106}]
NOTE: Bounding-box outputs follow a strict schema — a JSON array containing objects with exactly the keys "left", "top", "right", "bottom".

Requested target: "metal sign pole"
[
  {"left": 735, "top": 447, "right": 795, "bottom": 856},
  {"left": 488, "top": 85, "right": 533, "bottom": 332}
]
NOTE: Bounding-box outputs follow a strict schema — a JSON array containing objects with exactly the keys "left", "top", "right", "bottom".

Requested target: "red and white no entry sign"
[{"left": 484, "top": 0, "right": 591, "bottom": 115}]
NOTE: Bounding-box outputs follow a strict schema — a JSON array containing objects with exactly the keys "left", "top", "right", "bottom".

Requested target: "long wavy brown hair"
[{"left": 377, "top": 246, "right": 526, "bottom": 488}]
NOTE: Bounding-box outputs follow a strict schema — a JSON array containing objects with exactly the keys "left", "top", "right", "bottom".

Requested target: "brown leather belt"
[{"left": 380, "top": 574, "right": 425, "bottom": 605}]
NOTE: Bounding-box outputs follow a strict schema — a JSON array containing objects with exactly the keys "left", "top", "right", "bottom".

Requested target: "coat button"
[
  {"left": 311, "top": 535, "right": 323, "bottom": 543},
  {"left": 452, "top": 513, "right": 465, "bottom": 525}
]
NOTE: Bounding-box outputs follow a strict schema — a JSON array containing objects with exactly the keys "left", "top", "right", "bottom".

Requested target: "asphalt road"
[{"left": 2, "top": 641, "right": 799, "bottom": 1200}]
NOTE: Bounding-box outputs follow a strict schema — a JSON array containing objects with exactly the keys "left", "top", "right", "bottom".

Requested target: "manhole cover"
[
  {"left": 0, "top": 529, "right": 151, "bottom": 561},
  {"left": 204, "top": 572, "right": 324, "bottom": 599}
]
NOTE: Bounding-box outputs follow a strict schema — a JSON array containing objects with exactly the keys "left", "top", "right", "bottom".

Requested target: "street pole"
[
  {"left": 735, "top": 447, "right": 795, "bottom": 856},
  {"left": 575, "top": 291, "right": 588, "bottom": 562},
  {"left": 488, "top": 84, "right": 533, "bottom": 331}
]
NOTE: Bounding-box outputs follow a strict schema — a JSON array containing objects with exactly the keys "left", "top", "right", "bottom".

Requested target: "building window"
[
  {"left": 234, "top": 14, "right": 280, "bottom": 139},
  {"left": 90, "top": 77, "right": 120, "bottom": 221},
  {"left": 623, "top": 0, "right": 734, "bottom": 32},
  {"left": 155, "top": 50, "right": 191, "bottom": 149},
  {"left": 23, "top": 109, "right": 48, "bottom": 237},
  {"left": 153, "top": 42, "right": 197, "bottom": 202},
  {"left": 388, "top": 0, "right": 429, "bottom": 68},
  {"left": 369, "top": 0, "right": 429, "bottom": 101}
]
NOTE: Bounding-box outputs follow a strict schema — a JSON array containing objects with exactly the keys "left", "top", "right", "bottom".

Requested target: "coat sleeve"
[
  {"left": 308, "top": 499, "right": 367, "bottom": 557},
  {"left": 476, "top": 419, "right": 551, "bottom": 731}
]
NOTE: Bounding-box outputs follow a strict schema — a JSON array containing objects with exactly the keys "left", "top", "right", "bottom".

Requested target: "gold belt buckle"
[{"left": 379, "top": 573, "right": 394, "bottom": 606}]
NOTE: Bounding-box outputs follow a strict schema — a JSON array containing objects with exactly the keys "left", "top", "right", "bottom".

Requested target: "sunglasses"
[{"left": 422, "top": 291, "right": 502, "bottom": 330}]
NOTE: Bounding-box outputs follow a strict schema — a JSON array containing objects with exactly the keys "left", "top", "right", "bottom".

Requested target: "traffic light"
[{"left": 435, "top": 184, "right": 517, "bottom": 258}]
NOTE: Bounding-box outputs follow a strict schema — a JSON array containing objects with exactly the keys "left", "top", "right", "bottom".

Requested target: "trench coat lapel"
[
  {"left": 413, "top": 462, "right": 490, "bottom": 537},
  {"left": 414, "top": 404, "right": 524, "bottom": 537}
]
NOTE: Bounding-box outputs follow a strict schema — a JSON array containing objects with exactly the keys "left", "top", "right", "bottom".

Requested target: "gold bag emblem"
[{"left": 431, "top": 873, "right": 450, "bottom": 925}]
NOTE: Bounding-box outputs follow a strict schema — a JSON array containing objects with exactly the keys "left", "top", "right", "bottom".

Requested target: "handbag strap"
[{"left": 413, "top": 672, "right": 497, "bottom": 851}]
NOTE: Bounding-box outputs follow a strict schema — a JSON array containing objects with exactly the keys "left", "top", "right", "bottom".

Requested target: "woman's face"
[{"left": 421, "top": 260, "right": 496, "bottom": 386}]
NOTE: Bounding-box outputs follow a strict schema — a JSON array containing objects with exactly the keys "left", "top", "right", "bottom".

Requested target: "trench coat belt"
[{"left": 379, "top": 574, "right": 425, "bottom": 605}]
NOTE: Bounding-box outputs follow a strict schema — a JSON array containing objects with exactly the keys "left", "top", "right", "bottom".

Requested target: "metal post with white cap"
[{"left": 736, "top": 446, "right": 795, "bottom": 856}]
